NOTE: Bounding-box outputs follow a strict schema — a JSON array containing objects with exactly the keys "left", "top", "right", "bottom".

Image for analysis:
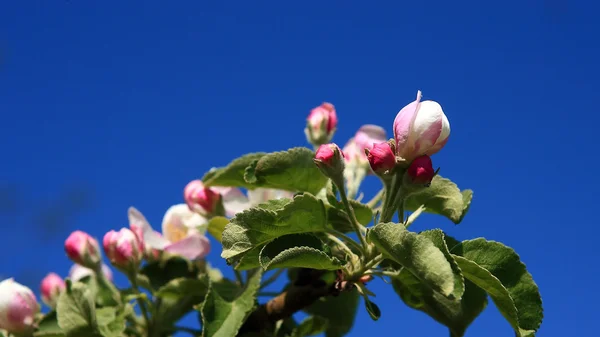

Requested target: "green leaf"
[
  {"left": 154, "top": 277, "right": 209, "bottom": 331},
  {"left": 207, "top": 216, "right": 229, "bottom": 242},
  {"left": 221, "top": 193, "right": 328, "bottom": 263},
  {"left": 140, "top": 255, "right": 199, "bottom": 290},
  {"left": 420, "top": 229, "right": 465, "bottom": 300},
  {"left": 326, "top": 194, "right": 373, "bottom": 226},
  {"left": 259, "top": 234, "right": 343, "bottom": 271},
  {"left": 304, "top": 289, "right": 360, "bottom": 337},
  {"left": 367, "top": 222, "right": 455, "bottom": 297},
  {"left": 392, "top": 269, "right": 487, "bottom": 337},
  {"left": 33, "top": 311, "right": 65, "bottom": 337},
  {"left": 155, "top": 277, "right": 208, "bottom": 300},
  {"left": 243, "top": 147, "right": 328, "bottom": 194},
  {"left": 96, "top": 307, "right": 126, "bottom": 337},
  {"left": 451, "top": 239, "right": 543, "bottom": 336},
  {"left": 364, "top": 299, "right": 381, "bottom": 321},
  {"left": 199, "top": 270, "right": 262, "bottom": 337},
  {"left": 404, "top": 175, "right": 473, "bottom": 224},
  {"left": 234, "top": 245, "right": 264, "bottom": 270},
  {"left": 56, "top": 281, "right": 102, "bottom": 337},
  {"left": 202, "top": 152, "right": 267, "bottom": 188},
  {"left": 290, "top": 316, "right": 329, "bottom": 337}
]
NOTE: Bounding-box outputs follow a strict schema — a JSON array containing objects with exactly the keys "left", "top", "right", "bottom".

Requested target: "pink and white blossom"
[
  {"left": 40, "top": 273, "right": 65, "bottom": 309},
  {"left": 393, "top": 90, "right": 450, "bottom": 162},
  {"left": 103, "top": 228, "right": 144, "bottom": 269},
  {"left": 0, "top": 279, "right": 39, "bottom": 334},
  {"left": 64, "top": 230, "right": 101, "bottom": 269}
]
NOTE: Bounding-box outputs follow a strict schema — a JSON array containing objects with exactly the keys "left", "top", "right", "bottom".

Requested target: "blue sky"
[{"left": 1, "top": 1, "right": 598, "bottom": 336}]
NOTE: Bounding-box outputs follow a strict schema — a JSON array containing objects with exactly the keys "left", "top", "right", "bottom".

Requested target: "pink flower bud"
[
  {"left": 305, "top": 102, "right": 338, "bottom": 145},
  {"left": 394, "top": 91, "right": 450, "bottom": 162},
  {"left": 407, "top": 155, "right": 436, "bottom": 185},
  {"left": 184, "top": 180, "right": 222, "bottom": 214},
  {"left": 366, "top": 142, "right": 396, "bottom": 174},
  {"left": 64, "top": 230, "right": 101, "bottom": 269},
  {"left": 314, "top": 143, "right": 345, "bottom": 179},
  {"left": 359, "top": 274, "right": 373, "bottom": 284},
  {"left": 0, "top": 279, "right": 39, "bottom": 334},
  {"left": 103, "top": 228, "right": 143, "bottom": 269},
  {"left": 40, "top": 273, "right": 65, "bottom": 309},
  {"left": 343, "top": 125, "right": 387, "bottom": 167}
]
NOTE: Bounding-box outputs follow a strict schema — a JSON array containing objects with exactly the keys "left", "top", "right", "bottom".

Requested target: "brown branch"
[{"left": 238, "top": 269, "right": 342, "bottom": 335}]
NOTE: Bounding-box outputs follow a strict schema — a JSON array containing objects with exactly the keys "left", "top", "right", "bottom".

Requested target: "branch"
[{"left": 238, "top": 269, "right": 340, "bottom": 335}]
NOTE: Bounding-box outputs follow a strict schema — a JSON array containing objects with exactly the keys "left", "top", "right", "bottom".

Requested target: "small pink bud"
[
  {"left": 407, "top": 155, "right": 436, "bottom": 185},
  {"left": 305, "top": 102, "right": 338, "bottom": 145},
  {"left": 394, "top": 91, "right": 450, "bottom": 162},
  {"left": 184, "top": 180, "right": 222, "bottom": 214},
  {"left": 314, "top": 143, "right": 345, "bottom": 180},
  {"left": 0, "top": 279, "right": 39, "bottom": 334},
  {"left": 366, "top": 142, "right": 396, "bottom": 174},
  {"left": 103, "top": 228, "right": 143, "bottom": 269},
  {"left": 40, "top": 273, "right": 65, "bottom": 309},
  {"left": 64, "top": 230, "right": 101, "bottom": 269}
]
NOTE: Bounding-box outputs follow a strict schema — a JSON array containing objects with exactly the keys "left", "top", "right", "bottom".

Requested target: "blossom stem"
[
  {"left": 234, "top": 270, "right": 245, "bottom": 286},
  {"left": 326, "top": 233, "right": 358, "bottom": 257},
  {"left": 127, "top": 272, "right": 152, "bottom": 334},
  {"left": 327, "top": 229, "right": 366, "bottom": 255},
  {"left": 332, "top": 177, "right": 369, "bottom": 251}
]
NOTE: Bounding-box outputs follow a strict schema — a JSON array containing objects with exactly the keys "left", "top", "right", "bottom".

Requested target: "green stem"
[
  {"left": 333, "top": 178, "right": 369, "bottom": 251},
  {"left": 380, "top": 170, "right": 407, "bottom": 223},
  {"left": 127, "top": 272, "right": 152, "bottom": 334},
  {"left": 260, "top": 269, "right": 285, "bottom": 290},
  {"left": 327, "top": 229, "right": 366, "bottom": 255},
  {"left": 234, "top": 270, "right": 245, "bottom": 286},
  {"left": 326, "top": 233, "right": 357, "bottom": 257},
  {"left": 363, "top": 254, "right": 384, "bottom": 270},
  {"left": 397, "top": 203, "right": 404, "bottom": 223}
]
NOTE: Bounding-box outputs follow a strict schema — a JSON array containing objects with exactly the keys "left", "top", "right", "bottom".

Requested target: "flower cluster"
[{"left": 313, "top": 90, "right": 450, "bottom": 188}]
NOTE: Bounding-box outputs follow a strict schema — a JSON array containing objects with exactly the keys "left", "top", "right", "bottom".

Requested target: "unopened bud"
[
  {"left": 0, "top": 279, "right": 39, "bottom": 334},
  {"left": 305, "top": 102, "right": 338, "bottom": 146},
  {"left": 365, "top": 142, "right": 396, "bottom": 175},
  {"left": 184, "top": 180, "right": 223, "bottom": 215},
  {"left": 405, "top": 155, "right": 436, "bottom": 186},
  {"left": 40, "top": 273, "right": 65, "bottom": 309},
  {"left": 394, "top": 90, "right": 450, "bottom": 162},
  {"left": 314, "top": 143, "right": 345, "bottom": 179},
  {"left": 103, "top": 228, "right": 143, "bottom": 270},
  {"left": 64, "top": 230, "right": 101, "bottom": 269}
]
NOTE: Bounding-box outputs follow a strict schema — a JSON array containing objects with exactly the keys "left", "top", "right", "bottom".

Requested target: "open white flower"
[{"left": 128, "top": 204, "right": 211, "bottom": 261}]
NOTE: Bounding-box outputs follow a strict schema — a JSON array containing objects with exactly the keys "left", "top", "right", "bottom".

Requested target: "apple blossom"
[
  {"left": 103, "top": 228, "right": 144, "bottom": 269},
  {"left": 40, "top": 273, "right": 65, "bottom": 309},
  {"left": 0, "top": 279, "right": 39, "bottom": 334},
  {"left": 184, "top": 179, "right": 222, "bottom": 215},
  {"left": 406, "top": 154, "right": 436, "bottom": 185},
  {"left": 393, "top": 90, "right": 450, "bottom": 162},
  {"left": 366, "top": 142, "right": 396, "bottom": 175},
  {"left": 64, "top": 230, "right": 101, "bottom": 269},
  {"left": 305, "top": 102, "right": 338, "bottom": 145},
  {"left": 128, "top": 205, "right": 211, "bottom": 261}
]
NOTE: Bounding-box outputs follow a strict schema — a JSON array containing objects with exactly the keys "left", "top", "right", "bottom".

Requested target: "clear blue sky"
[{"left": 1, "top": 1, "right": 597, "bottom": 336}]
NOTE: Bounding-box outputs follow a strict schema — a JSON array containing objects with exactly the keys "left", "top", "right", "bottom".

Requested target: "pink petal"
[
  {"left": 214, "top": 187, "right": 251, "bottom": 217},
  {"left": 394, "top": 90, "right": 422, "bottom": 157},
  {"left": 164, "top": 233, "right": 211, "bottom": 260},
  {"left": 128, "top": 207, "right": 170, "bottom": 250}
]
